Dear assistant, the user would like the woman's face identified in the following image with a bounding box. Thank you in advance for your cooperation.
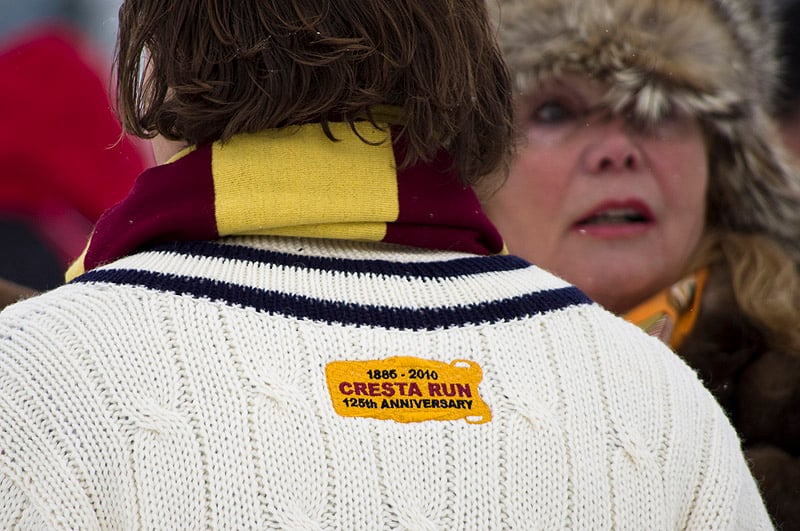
[481,74,709,314]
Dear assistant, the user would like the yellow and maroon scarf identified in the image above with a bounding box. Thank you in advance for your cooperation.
[66,121,504,281]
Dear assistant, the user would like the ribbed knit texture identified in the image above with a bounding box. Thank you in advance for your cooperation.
[0,236,772,529]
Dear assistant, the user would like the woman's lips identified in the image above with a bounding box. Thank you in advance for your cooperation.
[572,199,655,237]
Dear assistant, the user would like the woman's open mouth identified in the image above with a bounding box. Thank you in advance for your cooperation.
[577,207,650,225]
[573,201,654,237]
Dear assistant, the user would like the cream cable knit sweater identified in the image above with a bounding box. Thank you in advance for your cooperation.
[0,237,772,529]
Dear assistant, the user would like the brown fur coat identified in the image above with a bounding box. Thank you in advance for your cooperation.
[681,265,800,530]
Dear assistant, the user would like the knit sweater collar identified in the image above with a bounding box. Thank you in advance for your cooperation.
[66,121,504,281]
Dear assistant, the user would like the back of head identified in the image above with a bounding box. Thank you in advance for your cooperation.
[115,0,514,183]
[493,0,800,260]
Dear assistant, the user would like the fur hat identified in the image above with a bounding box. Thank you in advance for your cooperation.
[492,0,800,259]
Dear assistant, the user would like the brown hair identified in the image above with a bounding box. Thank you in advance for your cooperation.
[115,0,514,183]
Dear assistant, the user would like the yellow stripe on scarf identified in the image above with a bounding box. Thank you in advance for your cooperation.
[213,122,399,241]
[65,244,88,281]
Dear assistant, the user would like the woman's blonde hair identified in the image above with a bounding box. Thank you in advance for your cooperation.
[690,230,800,352]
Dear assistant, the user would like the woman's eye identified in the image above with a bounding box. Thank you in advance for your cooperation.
[530,101,575,124]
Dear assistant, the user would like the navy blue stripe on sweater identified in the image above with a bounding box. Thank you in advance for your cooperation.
[74,268,592,330]
[144,240,532,279]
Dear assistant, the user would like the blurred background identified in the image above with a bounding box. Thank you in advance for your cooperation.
[0,0,121,54]
[0,0,150,292]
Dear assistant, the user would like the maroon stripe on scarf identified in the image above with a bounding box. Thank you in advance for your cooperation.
[83,143,218,271]
[385,135,504,256]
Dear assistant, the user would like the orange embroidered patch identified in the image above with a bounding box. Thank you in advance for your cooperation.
[325,357,492,424]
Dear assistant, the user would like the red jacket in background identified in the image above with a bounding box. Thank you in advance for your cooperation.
[0,24,149,274]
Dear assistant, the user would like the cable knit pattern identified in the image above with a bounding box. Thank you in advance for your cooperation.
[0,236,771,529]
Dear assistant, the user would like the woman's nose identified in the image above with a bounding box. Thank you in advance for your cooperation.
[583,118,643,174]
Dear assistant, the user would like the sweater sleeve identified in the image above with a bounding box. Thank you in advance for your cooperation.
[681,407,775,530]
[0,315,103,530]
[732,467,777,531]
[0,393,98,530]
[596,310,775,530]
[660,353,775,530]
[0,474,50,530]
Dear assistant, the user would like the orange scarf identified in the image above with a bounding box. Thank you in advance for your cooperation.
[624,269,708,350]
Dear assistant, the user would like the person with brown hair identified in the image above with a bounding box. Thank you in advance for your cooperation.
[480,0,800,527]
[0,1,772,528]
